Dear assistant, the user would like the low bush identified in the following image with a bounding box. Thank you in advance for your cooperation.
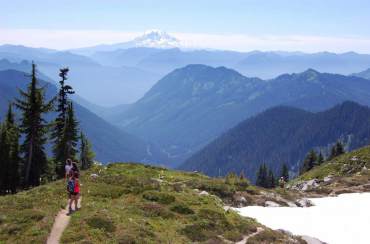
[181,221,214,242]
[89,183,127,199]
[16,209,45,224]
[142,191,175,204]
[170,203,194,215]
[198,209,229,227]
[86,216,116,233]
[247,229,285,244]
[224,230,243,242]
[141,203,174,218]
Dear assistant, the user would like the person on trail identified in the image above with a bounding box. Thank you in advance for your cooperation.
[72,171,81,211]
[71,161,79,174]
[65,159,73,179]
[67,172,76,214]
[279,177,286,188]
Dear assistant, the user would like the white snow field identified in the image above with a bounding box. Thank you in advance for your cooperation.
[235,192,370,244]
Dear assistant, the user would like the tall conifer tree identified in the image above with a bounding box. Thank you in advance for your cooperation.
[329,141,345,160]
[5,104,20,193]
[317,151,324,165]
[15,63,53,187]
[300,150,317,174]
[55,102,79,177]
[52,68,75,176]
[80,132,95,170]
[267,169,276,188]
[256,163,268,187]
[280,163,289,182]
[0,123,9,194]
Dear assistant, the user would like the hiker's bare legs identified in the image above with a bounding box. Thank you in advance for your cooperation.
[68,194,73,212]
[74,194,79,210]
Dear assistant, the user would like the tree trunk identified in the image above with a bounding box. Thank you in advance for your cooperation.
[24,138,33,187]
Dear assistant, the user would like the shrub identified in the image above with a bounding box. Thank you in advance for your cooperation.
[86,216,116,233]
[141,203,174,218]
[181,221,214,242]
[197,180,235,199]
[198,209,227,225]
[170,204,194,215]
[89,184,127,199]
[224,230,243,242]
[118,234,137,244]
[16,210,44,224]
[142,191,175,204]
[247,229,285,244]
[194,208,232,233]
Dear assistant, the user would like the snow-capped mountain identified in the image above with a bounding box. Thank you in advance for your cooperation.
[131,29,180,48]
[70,30,181,55]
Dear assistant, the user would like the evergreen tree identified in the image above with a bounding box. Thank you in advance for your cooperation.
[6,104,20,193]
[80,132,95,170]
[256,163,268,188]
[0,104,21,194]
[280,163,289,182]
[317,151,324,165]
[15,63,53,187]
[267,169,275,188]
[329,141,345,160]
[0,123,9,194]
[52,68,75,176]
[300,150,317,174]
[335,141,345,156]
[55,102,79,177]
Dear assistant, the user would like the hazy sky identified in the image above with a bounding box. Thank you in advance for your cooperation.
[1,0,370,52]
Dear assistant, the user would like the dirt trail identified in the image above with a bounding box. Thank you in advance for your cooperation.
[236,227,264,244]
[46,197,81,244]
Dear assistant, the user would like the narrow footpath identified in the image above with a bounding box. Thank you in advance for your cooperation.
[46,197,81,244]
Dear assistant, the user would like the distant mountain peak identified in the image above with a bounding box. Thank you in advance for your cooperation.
[302,68,320,74]
[132,30,180,48]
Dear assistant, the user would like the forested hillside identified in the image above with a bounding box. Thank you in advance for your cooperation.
[112,65,370,166]
[180,102,370,182]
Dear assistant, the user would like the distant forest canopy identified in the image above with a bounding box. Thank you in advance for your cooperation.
[112,64,370,167]
[180,101,370,182]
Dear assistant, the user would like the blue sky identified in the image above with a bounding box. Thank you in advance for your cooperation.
[1,0,370,52]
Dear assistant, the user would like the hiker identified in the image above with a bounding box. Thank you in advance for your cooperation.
[279,177,286,188]
[65,159,73,179]
[67,171,81,213]
[67,172,76,213]
[72,171,81,211]
[71,161,79,174]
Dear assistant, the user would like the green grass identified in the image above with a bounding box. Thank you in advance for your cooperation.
[61,163,261,243]
[247,229,306,244]
[0,180,66,243]
[295,145,370,182]
[0,162,303,243]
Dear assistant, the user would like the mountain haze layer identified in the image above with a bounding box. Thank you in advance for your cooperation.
[111,65,370,166]
[0,69,166,164]
[2,31,370,106]
[0,46,160,105]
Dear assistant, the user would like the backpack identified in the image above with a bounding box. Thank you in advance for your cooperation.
[67,179,75,193]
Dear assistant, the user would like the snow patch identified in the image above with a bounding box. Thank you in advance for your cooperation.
[235,193,370,244]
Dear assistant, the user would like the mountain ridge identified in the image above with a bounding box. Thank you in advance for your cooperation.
[111,64,370,166]
[180,101,370,181]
